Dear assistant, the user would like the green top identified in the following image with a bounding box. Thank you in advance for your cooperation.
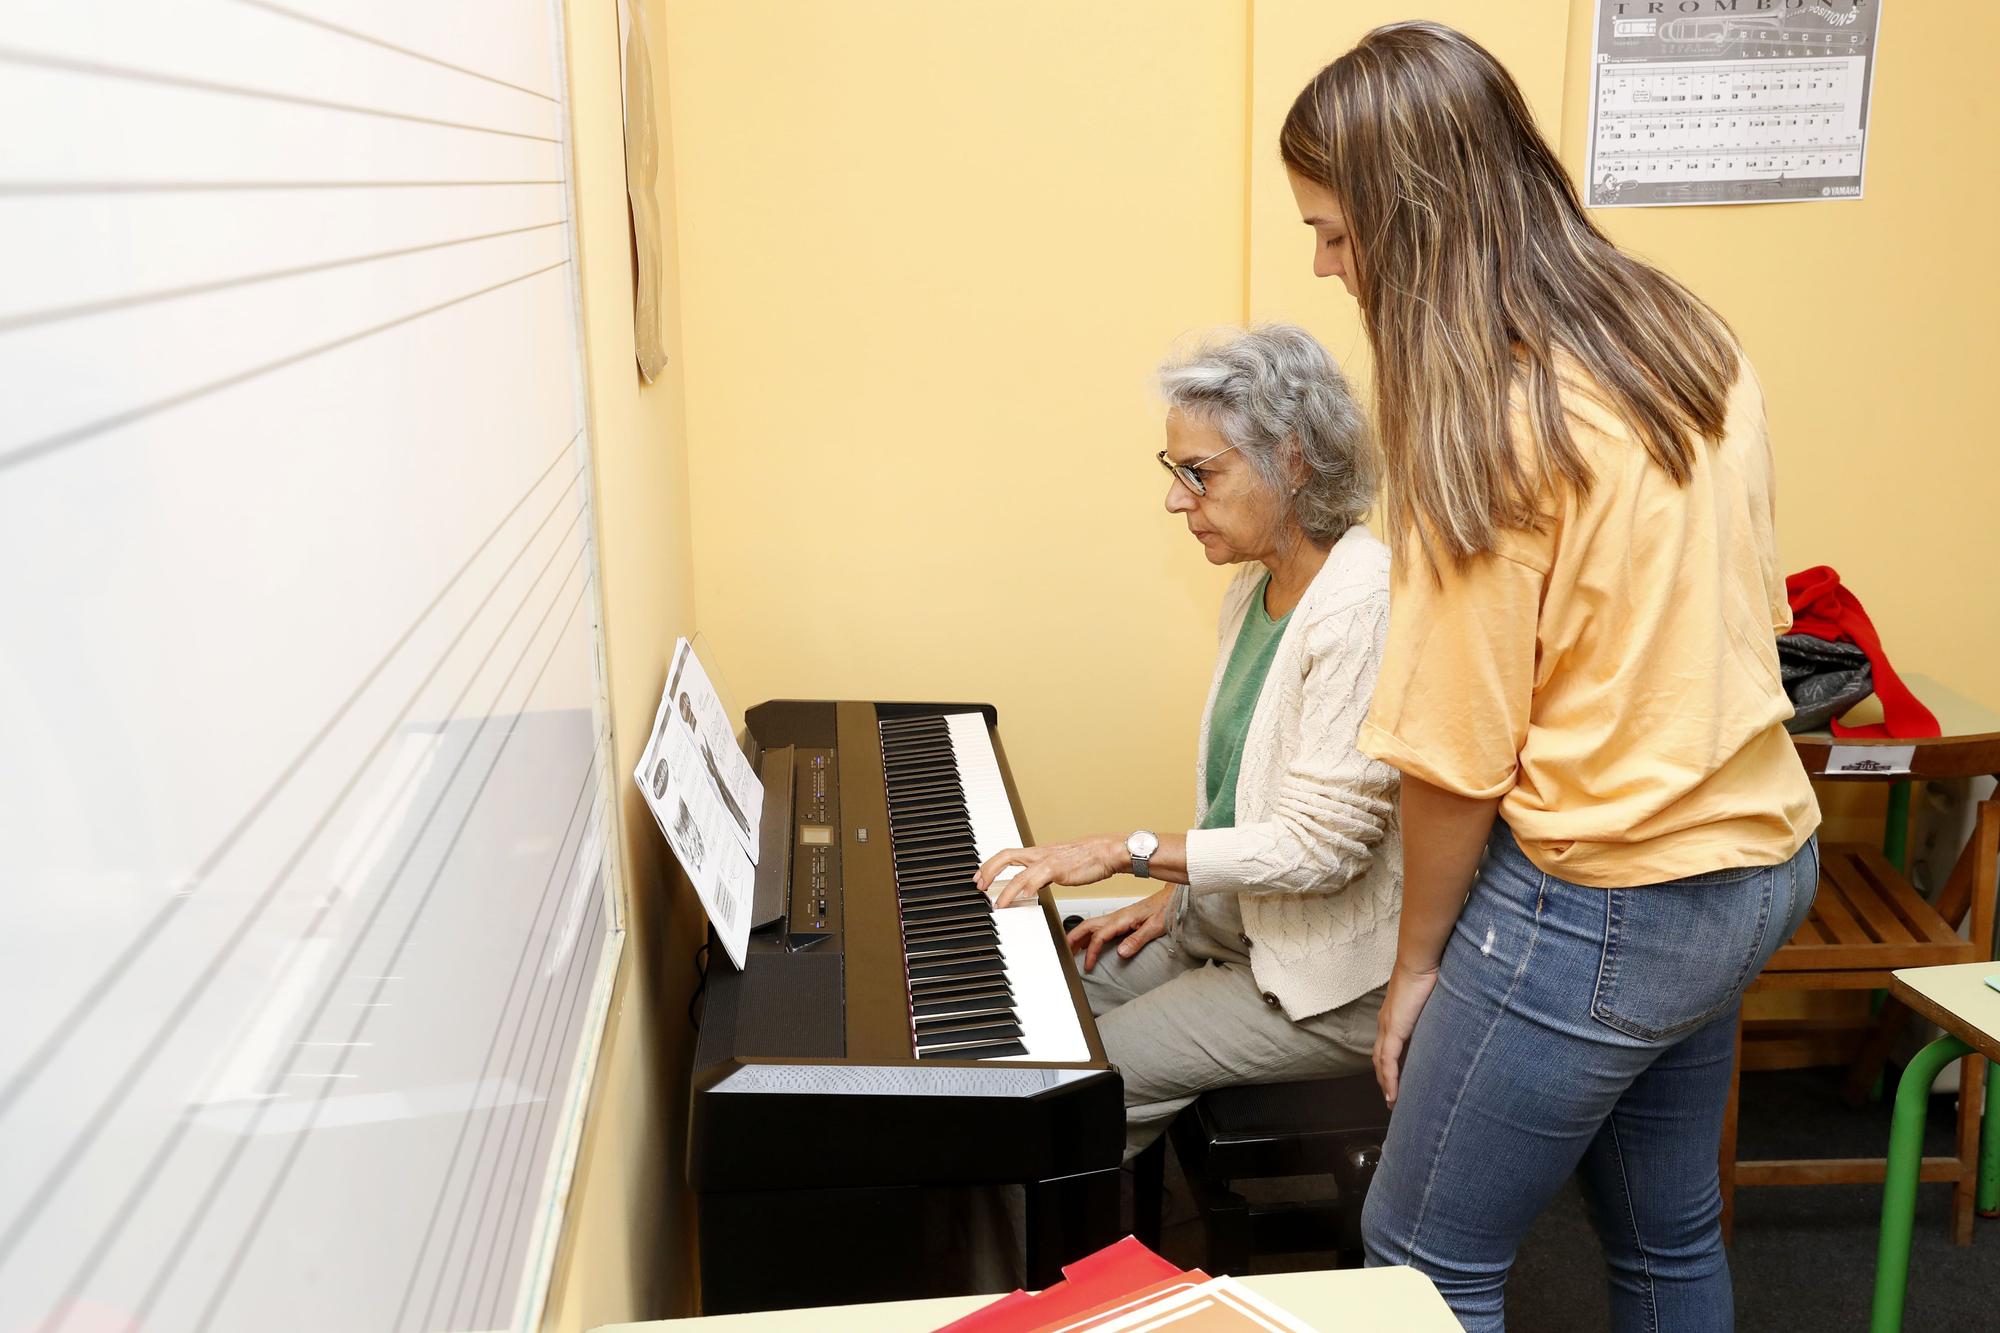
[1201,572,1293,830]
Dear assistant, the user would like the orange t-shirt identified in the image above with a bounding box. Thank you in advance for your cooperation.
[1358,356,1819,888]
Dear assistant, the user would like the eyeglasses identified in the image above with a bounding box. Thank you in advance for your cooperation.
[1156,443,1240,497]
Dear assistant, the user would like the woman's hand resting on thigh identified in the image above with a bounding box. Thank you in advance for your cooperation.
[1064,888,1175,972]
[976,836,1129,909]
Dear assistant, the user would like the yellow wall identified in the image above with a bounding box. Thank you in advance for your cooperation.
[664,0,1248,858]
[544,0,703,1326]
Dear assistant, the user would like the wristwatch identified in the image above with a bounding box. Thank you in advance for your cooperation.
[1126,829,1160,879]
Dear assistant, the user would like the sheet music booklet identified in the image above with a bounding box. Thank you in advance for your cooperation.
[632,636,761,968]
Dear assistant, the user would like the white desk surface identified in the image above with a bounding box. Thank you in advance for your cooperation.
[593,1265,1456,1331]
[1892,963,2000,1063]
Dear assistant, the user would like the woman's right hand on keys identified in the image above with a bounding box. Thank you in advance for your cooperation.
[1066,888,1175,972]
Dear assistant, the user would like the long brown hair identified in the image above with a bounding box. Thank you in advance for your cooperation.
[1280,21,1739,568]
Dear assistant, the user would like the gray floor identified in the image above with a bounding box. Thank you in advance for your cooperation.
[1143,1068,1997,1330]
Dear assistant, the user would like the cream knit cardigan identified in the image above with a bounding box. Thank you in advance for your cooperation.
[1182,524,1403,1019]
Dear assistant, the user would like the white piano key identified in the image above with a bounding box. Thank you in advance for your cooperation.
[941,712,1090,1065]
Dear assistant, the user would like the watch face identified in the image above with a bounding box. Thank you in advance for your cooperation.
[1128,830,1159,857]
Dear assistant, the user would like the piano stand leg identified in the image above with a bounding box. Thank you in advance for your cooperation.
[1133,1135,1166,1251]
[1025,1165,1122,1287]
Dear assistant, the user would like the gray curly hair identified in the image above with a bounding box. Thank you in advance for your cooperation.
[1157,324,1372,545]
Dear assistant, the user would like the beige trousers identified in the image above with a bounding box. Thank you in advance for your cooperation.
[1079,894,1381,1161]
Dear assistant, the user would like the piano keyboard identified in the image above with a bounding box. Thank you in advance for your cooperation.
[877,712,1091,1064]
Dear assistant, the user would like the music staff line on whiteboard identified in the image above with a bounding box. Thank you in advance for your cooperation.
[0,46,559,145]
[0,220,569,333]
[1,261,570,472]
[0,178,565,195]
[229,0,561,104]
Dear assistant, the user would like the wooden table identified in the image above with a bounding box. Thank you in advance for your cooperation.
[1872,964,2000,1332]
[592,1265,1457,1331]
[1790,672,2000,778]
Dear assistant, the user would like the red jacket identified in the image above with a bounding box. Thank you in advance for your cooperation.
[1785,566,1938,739]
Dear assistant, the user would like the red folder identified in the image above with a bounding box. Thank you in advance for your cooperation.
[934,1236,1185,1333]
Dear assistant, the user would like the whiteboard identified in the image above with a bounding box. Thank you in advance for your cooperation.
[0,3,623,1331]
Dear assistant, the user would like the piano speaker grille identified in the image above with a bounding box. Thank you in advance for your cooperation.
[698,948,846,1063]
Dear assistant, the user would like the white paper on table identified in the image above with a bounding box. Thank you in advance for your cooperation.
[1825,743,1915,777]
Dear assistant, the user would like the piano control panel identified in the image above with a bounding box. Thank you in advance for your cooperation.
[791,749,840,937]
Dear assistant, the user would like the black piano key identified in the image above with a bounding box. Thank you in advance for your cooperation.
[900,896,984,920]
[916,1000,1024,1020]
[905,931,998,953]
[916,1038,1029,1061]
[916,1021,1022,1047]
[890,787,960,805]
[887,829,974,854]
[895,823,975,844]
[900,884,988,903]
[900,904,991,927]
[889,806,972,826]
[893,842,977,863]
[908,932,1000,956]
[886,771,958,790]
[903,928,995,952]
[896,852,980,872]
[880,730,952,748]
[909,939,1001,962]
[916,1022,1023,1050]
[904,929,999,953]
[887,771,955,786]
[909,957,1005,982]
[911,992,1014,1019]
[901,916,996,938]
[891,828,973,850]
[898,878,980,900]
[901,899,990,922]
[908,974,1012,999]
[895,855,980,878]
[899,897,983,918]
[887,804,971,827]
[896,856,980,876]
[881,736,950,752]
[877,715,949,732]
[886,786,967,805]
[898,882,984,903]
[884,749,958,769]
[899,880,983,899]
[916,1023,1024,1049]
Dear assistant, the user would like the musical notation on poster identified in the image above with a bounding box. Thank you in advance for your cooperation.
[1586,1,1882,208]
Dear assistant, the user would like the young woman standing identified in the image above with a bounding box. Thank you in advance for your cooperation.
[1280,23,1819,1332]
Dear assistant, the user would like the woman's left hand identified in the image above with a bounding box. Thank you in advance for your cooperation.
[1373,960,1440,1110]
[978,836,1128,909]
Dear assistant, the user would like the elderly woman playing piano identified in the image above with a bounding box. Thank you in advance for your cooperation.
[975,324,1401,1160]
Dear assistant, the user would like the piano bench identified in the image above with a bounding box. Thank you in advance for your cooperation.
[1134,1073,1391,1276]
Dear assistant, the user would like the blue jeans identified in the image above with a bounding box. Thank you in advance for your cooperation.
[1362,823,1818,1332]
